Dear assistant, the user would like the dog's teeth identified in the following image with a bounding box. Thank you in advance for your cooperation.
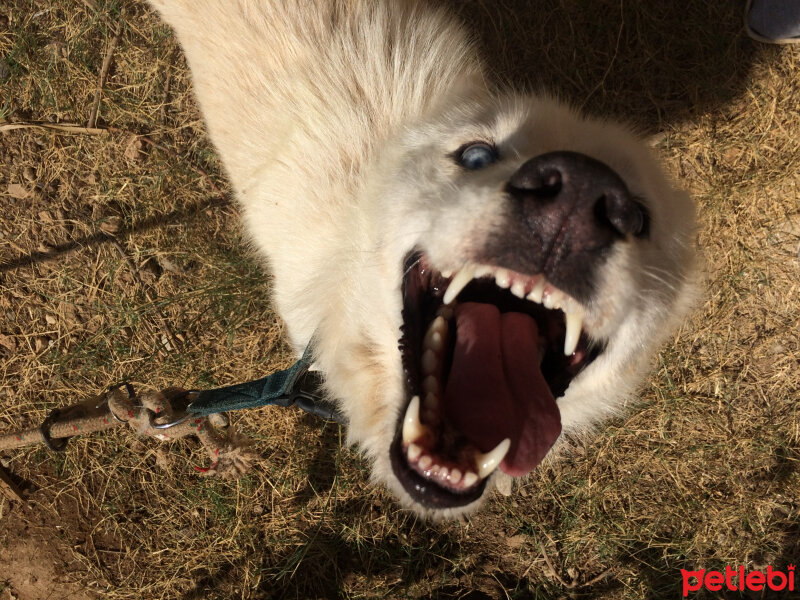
[474,265,492,278]
[407,443,422,461]
[418,455,432,470]
[527,278,546,303]
[423,316,447,352]
[443,265,475,305]
[441,269,453,278]
[428,332,444,352]
[422,375,439,394]
[402,396,429,443]
[494,268,511,289]
[463,471,479,487]
[424,322,445,353]
[437,306,454,320]
[431,315,447,334]
[543,290,559,310]
[476,438,511,479]
[438,466,449,479]
[563,309,583,356]
[448,468,462,484]
[423,392,439,409]
[510,280,526,298]
[421,349,437,374]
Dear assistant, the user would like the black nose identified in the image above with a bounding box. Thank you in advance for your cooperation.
[484,151,647,302]
[507,151,646,239]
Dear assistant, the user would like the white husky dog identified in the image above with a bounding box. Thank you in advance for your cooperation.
[149,0,698,518]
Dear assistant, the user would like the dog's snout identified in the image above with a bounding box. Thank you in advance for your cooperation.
[507,151,643,238]
[485,151,646,302]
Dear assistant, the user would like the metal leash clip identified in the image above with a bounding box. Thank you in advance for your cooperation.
[149,389,200,430]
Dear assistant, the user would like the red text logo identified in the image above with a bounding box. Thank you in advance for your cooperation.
[681,565,795,596]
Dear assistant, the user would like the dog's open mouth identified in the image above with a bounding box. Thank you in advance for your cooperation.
[390,252,604,509]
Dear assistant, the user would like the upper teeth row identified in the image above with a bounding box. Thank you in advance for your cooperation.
[441,264,585,356]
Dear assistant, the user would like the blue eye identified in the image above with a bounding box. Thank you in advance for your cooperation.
[457,142,497,170]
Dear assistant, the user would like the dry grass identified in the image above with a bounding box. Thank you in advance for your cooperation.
[0,1,798,599]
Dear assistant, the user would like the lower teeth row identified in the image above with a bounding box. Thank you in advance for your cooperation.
[402,394,511,486]
[406,442,479,488]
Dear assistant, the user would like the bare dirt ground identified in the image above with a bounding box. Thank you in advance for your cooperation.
[0,1,798,599]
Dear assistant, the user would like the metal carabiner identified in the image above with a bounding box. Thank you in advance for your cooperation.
[148,389,198,429]
[149,410,194,430]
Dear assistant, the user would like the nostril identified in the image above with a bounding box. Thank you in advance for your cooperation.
[535,169,563,199]
[508,167,563,199]
[596,192,649,238]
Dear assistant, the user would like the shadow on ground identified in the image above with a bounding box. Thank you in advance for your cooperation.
[449,0,770,131]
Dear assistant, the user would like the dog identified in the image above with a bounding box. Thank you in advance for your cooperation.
[148,0,699,519]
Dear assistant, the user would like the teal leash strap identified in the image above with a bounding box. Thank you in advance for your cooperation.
[188,342,315,417]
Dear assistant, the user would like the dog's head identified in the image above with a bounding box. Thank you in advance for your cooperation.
[307,94,698,519]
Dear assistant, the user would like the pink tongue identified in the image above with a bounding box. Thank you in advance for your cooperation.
[443,302,562,477]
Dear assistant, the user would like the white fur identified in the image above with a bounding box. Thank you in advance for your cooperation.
[149,0,699,518]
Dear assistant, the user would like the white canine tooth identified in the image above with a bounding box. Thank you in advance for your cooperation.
[463,471,479,487]
[494,268,510,288]
[402,396,428,443]
[441,269,453,278]
[527,278,546,303]
[438,466,449,479]
[563,309,584,356]
[510,280,526,298]
[422,375,439,394]
[443,265,475,305]
[449,468,462,484]
[419,455,432,470]
[476,438,511,479]
[407,443,422,461]
[421,349,437,374]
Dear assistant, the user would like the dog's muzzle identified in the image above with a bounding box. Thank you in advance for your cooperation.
[491,151,649,303]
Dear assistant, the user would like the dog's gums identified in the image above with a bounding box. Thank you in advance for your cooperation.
[392,253,602,509]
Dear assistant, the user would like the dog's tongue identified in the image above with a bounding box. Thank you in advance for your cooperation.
[443,302,561,477]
